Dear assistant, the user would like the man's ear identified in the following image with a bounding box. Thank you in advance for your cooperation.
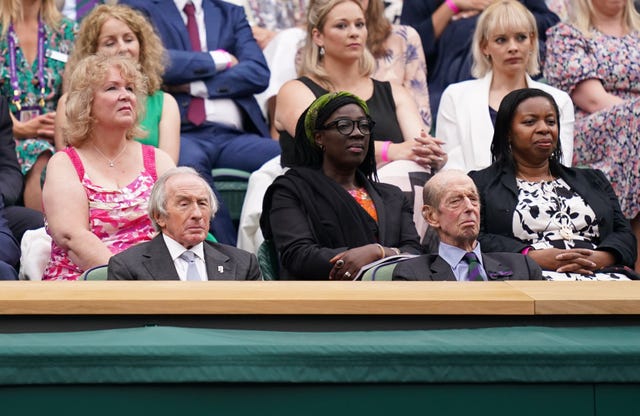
[155,214,166,230]
[423,205,440,229]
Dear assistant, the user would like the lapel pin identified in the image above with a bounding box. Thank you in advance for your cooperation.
[217,265,224,274]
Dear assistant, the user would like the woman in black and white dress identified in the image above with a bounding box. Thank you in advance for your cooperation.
[469,88,636,275]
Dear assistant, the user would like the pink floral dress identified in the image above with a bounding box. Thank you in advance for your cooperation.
[42,145,158,280]
[544,23,640,219]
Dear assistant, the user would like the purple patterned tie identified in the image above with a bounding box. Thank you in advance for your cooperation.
[183,2,206,126]
[463,252,484,281]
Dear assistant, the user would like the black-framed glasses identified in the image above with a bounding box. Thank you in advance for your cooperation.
[319,117,375,136]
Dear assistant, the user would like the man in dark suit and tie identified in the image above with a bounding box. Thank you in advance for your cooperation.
[120,0,281,245]
[393,170,542,281]
[108,167,261,281]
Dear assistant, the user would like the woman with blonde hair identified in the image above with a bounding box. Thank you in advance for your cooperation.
[0,0,75,211]
[42,54,174,280]
[436,0,574,172]
[55,3,180,162]
[276,0,445,169]
[544,0,640,270]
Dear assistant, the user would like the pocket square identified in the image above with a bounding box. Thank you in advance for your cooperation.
[487,269,513,280]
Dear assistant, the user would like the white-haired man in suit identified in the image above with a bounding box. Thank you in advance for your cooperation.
[108,167,261,280]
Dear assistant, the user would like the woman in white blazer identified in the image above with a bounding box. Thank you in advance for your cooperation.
[436,0,574,172]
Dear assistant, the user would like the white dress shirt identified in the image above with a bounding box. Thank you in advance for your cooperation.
[162,234,207,281]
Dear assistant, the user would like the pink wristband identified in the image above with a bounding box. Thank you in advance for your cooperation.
[445,0,460,14]
[381,140,391,162]
[521,247,531,255]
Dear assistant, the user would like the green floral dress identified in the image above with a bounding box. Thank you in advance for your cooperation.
[0,17,76,175]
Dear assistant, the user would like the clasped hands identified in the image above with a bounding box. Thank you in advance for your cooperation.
[390,130,447,170]
[528,248,615,275]
[11,112,56,142]
[328,244,385,280]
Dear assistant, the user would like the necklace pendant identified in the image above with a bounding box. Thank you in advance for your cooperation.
[559,226,573,241]
[109,162,115,167]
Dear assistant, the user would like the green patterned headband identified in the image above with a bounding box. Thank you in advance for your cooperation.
[303,91,369,146]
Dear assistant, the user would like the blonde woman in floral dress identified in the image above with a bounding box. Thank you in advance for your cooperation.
[42,54,174,280]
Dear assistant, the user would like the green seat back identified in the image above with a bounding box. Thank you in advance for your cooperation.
[83,265,109,281]
[212,169,251,223]
[360,263,398,281]
[257,240,279,280]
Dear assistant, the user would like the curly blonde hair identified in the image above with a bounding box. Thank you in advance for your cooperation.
[300,0,375,89]
[64,54,148,147]
[471,0,540,78]
[65,4,165,93]
[0,0,62,37]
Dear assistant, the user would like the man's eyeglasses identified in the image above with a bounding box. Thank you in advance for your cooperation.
[319,118,375,136]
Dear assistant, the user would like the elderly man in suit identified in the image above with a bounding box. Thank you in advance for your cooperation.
[120,0,281,245]
[393,170,542,281]
[108,167,261,280]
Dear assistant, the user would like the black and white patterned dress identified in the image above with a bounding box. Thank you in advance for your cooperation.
[512,178,600,250]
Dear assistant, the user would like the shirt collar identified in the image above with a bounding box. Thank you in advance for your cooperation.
[438,241,484,268]
[162,233,205,262]
[175,0,203,13]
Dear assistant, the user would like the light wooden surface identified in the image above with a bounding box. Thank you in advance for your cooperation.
[2,281,640,316]
[507,281,640,314]
[0,281,533,315]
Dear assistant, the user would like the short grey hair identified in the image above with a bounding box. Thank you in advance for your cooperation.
[423,169,476,208]
[148,167,219,232]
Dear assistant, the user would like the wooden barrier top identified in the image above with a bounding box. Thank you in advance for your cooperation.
[0,280,639,316]
[507,281,640,315]
[0,281,533,315]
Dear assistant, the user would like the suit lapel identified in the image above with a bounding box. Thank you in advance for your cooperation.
[141,235,180,280]
[431,255,457,281]
[203,242,234,280]
[154,0,199,50]
[202,0,222,51]
[469,73,494,167]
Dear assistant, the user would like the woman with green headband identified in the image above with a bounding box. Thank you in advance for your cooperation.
[261,92,422,280]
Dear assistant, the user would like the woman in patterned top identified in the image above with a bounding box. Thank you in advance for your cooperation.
[42,54,175,280]
[544,0,640,270]
[261,92,421,280]
[0,0,75,211]
[469,88,635,275]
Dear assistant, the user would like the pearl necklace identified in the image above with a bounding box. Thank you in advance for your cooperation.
[93,141,128,168]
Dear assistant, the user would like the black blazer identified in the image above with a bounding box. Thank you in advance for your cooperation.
[261,168,422,280]
[107,234,262,280]
[468,163,636,267]
[393,251,543,281]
